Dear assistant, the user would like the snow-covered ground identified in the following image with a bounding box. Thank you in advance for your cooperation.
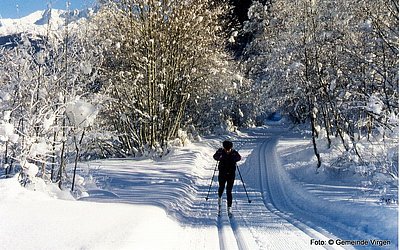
[0,124,397,249]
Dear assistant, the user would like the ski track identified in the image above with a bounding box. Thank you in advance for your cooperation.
[234,128,389,250]
[263,136,380,240]
[217,211,239,250]
[256,136,343,250]
[228,135,326,250]
[84,126,392,250]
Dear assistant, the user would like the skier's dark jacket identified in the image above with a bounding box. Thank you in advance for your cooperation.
[213,148,241,176]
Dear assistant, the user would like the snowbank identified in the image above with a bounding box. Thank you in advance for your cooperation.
[0,176,187,250]
[277,137,398,244]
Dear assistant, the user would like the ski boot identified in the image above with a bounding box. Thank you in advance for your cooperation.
[227,206,233,218]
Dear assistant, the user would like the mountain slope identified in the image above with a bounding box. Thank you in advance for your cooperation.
[0,7,95,47]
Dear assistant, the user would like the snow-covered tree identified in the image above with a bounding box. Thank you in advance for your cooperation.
[0,8,103,191]
[242,0,398,172]
[94,0,235,155]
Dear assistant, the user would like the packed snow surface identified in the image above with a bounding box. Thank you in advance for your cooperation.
[0,125,397,249]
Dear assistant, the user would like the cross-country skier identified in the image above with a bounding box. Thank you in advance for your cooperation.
[213,140,241,217]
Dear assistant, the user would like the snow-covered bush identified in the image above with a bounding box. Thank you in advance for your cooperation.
[0,9,104,193]
[95,0,235,155]
[0,121,19,143]
[66,99,98,129]
[316,127,398,203]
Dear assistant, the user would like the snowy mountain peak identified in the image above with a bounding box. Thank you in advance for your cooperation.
[0,7,95,37]
[34,7,96,26]
[34,8,54,25]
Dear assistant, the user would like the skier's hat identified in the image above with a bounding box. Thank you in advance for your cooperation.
[222,140,233,150]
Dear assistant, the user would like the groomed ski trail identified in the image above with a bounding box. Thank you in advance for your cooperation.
[82,126,394,250]
[259,136,381,241]
[217,210,239,250]
[209,135,323,250]
[255,137,346,249]
[231,127,389,249]
[223,135,330,250]
[216,206,258,250]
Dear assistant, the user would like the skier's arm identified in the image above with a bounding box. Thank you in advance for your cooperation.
[233,150,241,162]
[213,148,223,161]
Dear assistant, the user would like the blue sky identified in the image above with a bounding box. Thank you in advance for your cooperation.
[1,0,96,19]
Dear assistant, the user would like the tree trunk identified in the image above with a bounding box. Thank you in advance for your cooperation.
[72,130,85,192]
[309,99,322,169]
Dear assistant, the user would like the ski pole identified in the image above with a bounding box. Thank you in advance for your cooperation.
[236,164,251,203]
[205,161,218,201]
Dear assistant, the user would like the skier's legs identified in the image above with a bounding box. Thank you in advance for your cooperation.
[218,175,226,198]
[226,176,235,207]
